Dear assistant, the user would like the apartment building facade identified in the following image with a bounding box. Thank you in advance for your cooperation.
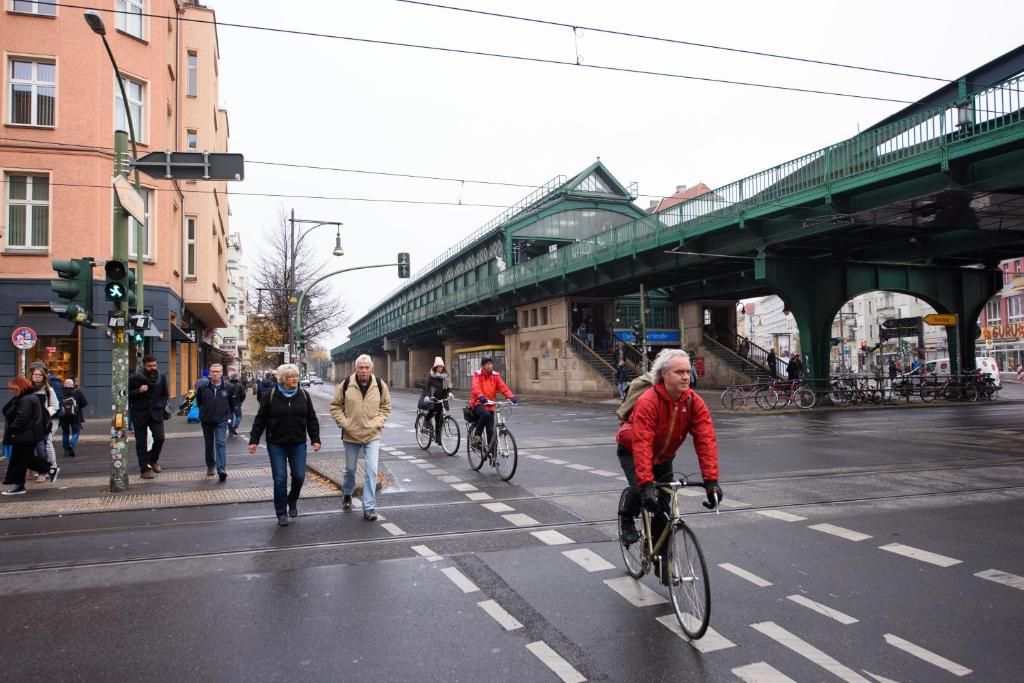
[0,0,231,413]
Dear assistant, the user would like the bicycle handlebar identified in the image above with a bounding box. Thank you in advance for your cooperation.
[653,478,721,513]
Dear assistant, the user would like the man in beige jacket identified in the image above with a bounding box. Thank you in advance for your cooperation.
[330,354,391,521]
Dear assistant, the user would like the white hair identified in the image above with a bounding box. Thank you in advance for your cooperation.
[276,363,300,379]
[355,354,373,367]
[650,348,691,384]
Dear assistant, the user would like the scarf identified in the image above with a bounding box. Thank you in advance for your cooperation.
[278,383,299,399]
[430,370,452,392]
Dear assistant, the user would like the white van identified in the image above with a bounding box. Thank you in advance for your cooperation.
[924,357,1001,387]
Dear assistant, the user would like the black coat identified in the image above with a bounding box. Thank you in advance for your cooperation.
[59,388,89,426]
[3,393,43,445]
[128,370,169,421]
[248,388,320,445]
[196,380,235,425]
[419,375,452,402]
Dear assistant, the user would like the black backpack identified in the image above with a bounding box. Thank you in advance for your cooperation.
[342,376,383,397]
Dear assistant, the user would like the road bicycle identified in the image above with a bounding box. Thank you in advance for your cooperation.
[414,395,460,456]
[720,381,776,410]
[920,373,975,402]
[766,380,815,409]
[618,475,718,639]
[465,399,518,481]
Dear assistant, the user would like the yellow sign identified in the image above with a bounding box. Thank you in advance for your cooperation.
[923,313,958,326]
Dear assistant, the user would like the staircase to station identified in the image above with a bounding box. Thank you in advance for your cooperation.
[701,330,785,385]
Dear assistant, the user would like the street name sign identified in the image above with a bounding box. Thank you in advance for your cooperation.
[265,345,287,352]
[133,151,245,181]
[923,313,959,326]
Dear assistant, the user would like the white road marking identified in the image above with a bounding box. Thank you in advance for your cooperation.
[719,498,753,508]
[415,463,434,469]
[757,510,807,522]
[879,543,961,567]
[526,454,549,460]
[572,418,592,421]
[465,492,493,501]
[503,513,539,526]
[787,595,858,624]
[752,621,870,682]
[383,422,401,428]
[561,413,578,416]
[566,464,593,471]
[678,488,706,497]
[531,530,575,545]
[481,502,515,513]
[404,429,416,433]
[656,614,735,653]
[732,662,797,682]
[411,544,442,562]
[397,455,415,460]
[525,641,586,683]
[719,563,772,587]
[424,468,445,475]
[590,469,620,477]
[451,483,478,492]
[441,567,479,594]
[552,419,570,423]
[391,450,407,455]
[438,475,462,483]
[603,576,667,607]
[562,548,615,573]
[593,416,615,420]
[884,634,972,677]
[408,458,428,464]
[477,599,523,631]
[975,568,1024,591]
[547,459,569,465]
[381,522,406,536]
[863,671,901,683]
[808,523,872,542]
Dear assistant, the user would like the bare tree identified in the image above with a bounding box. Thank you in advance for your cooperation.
[248,209,350,349]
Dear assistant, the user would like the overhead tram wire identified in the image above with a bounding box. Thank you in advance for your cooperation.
[40,1,916,104]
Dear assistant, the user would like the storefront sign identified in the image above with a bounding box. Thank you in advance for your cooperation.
[11,326,37,350]
[981,322,1024,341]
[695,357,705,376]
[613,329,681,344]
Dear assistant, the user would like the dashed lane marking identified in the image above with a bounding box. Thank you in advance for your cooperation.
[719,563,772,587]
[397,455,415,460]
[415,463,434,469]
[732,662,797,682]
[787,595,858,625]
[383,422,401,428]
[656,614,736,653]
[503,513,539,526]
[381,522,406,536]
[424,468,445,475]
[441,567,479,594]
[751,622,870,683]
[451,483,478,492]
[391,450,407,455]
[879,543,961,567]
[808,523,872,542]
[547,459,569,465]
[411,545,442,562]
[883,634,971,677]
[757,510,807,522]
[465,492,493,501]
[562,548,615,573]
[438,475,462,483]
[590,469,619,477]
[530,530,575,545]
[719,498,753,508]
[975,568,1024,591]
[526,454,550,460]
[566,464,593,471]
[603,576,668,607]
[477,599,523,631]
[552,420,570,423]
[525,641,586,683]
[408,458,428,464]
[481,502,515,513]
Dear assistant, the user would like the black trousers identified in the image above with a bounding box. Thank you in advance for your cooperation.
[133,415,166,472]
[471,405,495,444]
[617,444,675,554]
[4,441,50,486]
[426,405,444,434]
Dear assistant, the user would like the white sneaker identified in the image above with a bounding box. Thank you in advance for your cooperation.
[48,467,60,484]
[2,485,26,495]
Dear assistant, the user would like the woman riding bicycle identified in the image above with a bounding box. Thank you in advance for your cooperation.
[470,357,516,447]
[616,349,722,575]
[419,357,453,438]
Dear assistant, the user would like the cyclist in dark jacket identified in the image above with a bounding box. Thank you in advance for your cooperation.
[419,357,453,438]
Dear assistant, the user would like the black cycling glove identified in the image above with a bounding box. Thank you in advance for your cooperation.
[703,479,723,509]
[641,484,662,513]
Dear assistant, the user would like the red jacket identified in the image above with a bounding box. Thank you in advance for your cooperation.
[616,384,719,486]
[470,369,513,411]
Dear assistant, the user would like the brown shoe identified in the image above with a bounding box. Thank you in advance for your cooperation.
[150,462,162,473]
[140,469,155,480]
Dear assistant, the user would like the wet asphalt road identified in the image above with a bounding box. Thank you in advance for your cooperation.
[1,384,1023,681]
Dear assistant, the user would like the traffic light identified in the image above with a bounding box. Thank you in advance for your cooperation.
[50,258,94,324]
[104,260,137,307]
[397,252,410,278]
[130,313,150,345]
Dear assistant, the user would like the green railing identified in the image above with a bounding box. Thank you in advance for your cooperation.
[338,73,1024,354]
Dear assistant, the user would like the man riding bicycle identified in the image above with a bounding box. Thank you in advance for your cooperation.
[469,357,516,447]
[616,348,722,577]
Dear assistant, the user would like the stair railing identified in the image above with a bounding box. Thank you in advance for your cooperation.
[568,333,617,382]
[702,328,789,377]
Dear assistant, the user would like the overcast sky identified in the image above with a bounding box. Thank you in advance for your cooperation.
[214,0,1024,349]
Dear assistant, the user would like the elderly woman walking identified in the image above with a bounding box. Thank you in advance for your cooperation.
[248,364,320,526]
[3,376,57,495]
[330,354,391,521]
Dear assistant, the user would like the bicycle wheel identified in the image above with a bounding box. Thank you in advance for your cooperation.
[617,489,645,579]
[920,383,937,402]
[828,384,850,407]
[720,389,736,411]
[794,387,815,409]
[414,413,432,450]
[494,429,518,481]
[466,426,485,470]
[963,382,979,402]
[667,522,711,640]
[440,416,460,456]
[755,387,777,410]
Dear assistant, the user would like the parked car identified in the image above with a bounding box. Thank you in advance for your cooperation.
[308,375,323,385]
[913,357,1001,388]
[299,376,311,387]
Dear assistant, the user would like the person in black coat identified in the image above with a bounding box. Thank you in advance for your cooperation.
[419,356,453,439]
[3,376,56,495]
[59,378,88,458]
[228,373,246,437]
[128,355,169,479]
[196,363,235,481]
[248,364,320,526]
[786,354,803,382]
[766,349,778,379]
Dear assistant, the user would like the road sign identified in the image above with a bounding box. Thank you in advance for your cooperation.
[133,151,245,181]
[112,175,146,224]
[985,338,994,349]
[923,313,959,326]
[11,326,37,350]
[265,345,287,353]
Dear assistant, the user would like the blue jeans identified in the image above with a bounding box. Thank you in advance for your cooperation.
[343,439,380,511]
[231,405,243,431]
[62,423,81,452]
[267,442,307,517]
[618,381,628,399]
[202,421,228,472]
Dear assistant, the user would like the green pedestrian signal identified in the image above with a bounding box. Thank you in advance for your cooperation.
[104,260,137,307]
[50,258,94,324]
[397,252,410,278]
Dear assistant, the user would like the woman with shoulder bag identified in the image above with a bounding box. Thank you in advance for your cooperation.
[3,376,58,495]
[419,357,453,440]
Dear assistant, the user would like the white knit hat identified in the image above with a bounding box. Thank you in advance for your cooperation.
[432,356,445,369]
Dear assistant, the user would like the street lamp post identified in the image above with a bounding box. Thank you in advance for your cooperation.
[287,210,344,369]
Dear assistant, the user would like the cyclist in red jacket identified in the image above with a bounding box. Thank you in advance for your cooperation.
[616,349,722,568]
[470,357,516,447]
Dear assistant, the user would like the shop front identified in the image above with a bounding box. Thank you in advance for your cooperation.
[452,345,505,392]
[15,307,80,380]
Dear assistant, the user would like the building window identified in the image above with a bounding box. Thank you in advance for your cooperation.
[127,188,152,260]
[115,77,145,141]
[985,299,1001,325]
[520,311,529,328]
[116,0,145,39]
[8,58,55,127]
[10,1,57,16]
[532,357,539,381]
[185,216,196,278]
[186,129,197,149]
[530,308,538,326]
[186,51,198,97]
[1008,296,1023,324]
[540,306,548,325]
[5,174,49,249]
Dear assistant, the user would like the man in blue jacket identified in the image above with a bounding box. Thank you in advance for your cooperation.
[196,363,235,481]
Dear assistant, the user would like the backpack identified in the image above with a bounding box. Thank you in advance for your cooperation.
[61,396,78,420]
[615,372,693,423]
[342,376,383,397]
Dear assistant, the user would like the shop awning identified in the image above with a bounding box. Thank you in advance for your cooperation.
[170,322,195,343]
[19,311,74,337]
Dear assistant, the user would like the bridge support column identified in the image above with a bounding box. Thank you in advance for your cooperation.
[382,338,408,388]
[408,346,443,388]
